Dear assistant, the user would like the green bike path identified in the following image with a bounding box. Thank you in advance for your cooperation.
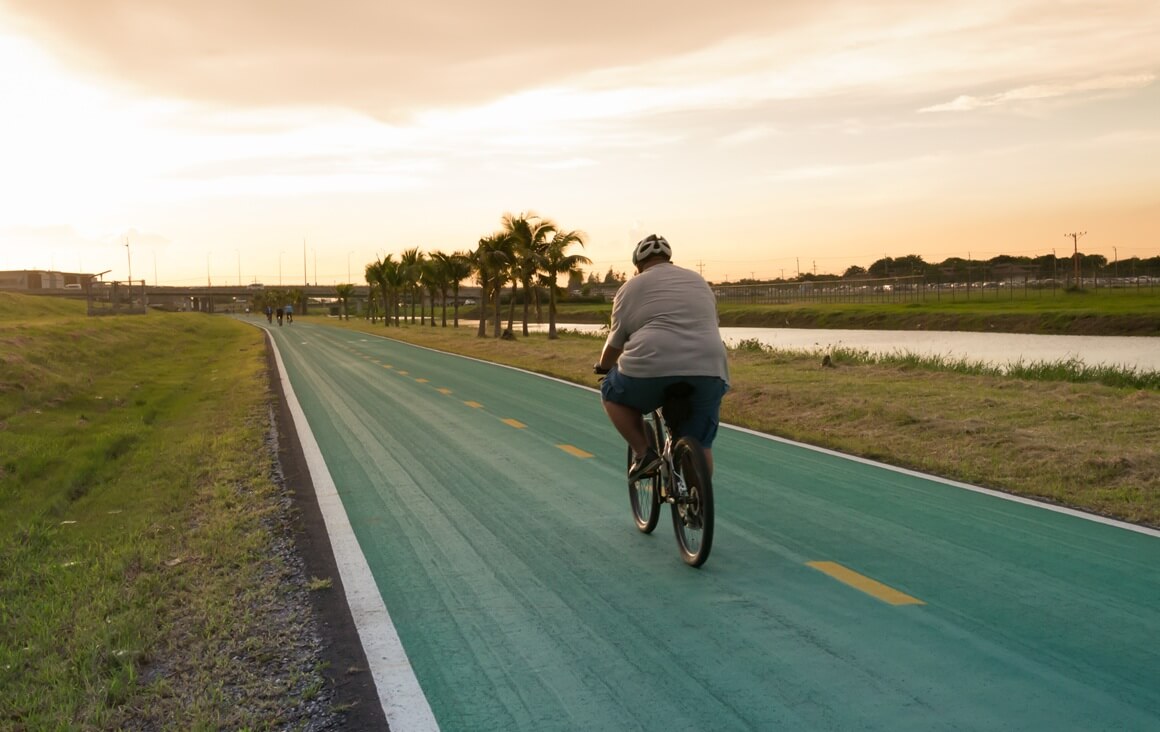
[264,320,1160,731]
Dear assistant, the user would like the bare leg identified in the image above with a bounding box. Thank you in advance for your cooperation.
[704,448,714,476]
[602,400,649,458]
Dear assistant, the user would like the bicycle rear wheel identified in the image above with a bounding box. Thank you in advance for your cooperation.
[670,436,714,567]
[627,411,662,533]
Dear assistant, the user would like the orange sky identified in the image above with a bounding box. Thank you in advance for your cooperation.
[0,0,1157,285]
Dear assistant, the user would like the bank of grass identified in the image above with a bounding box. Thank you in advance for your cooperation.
[321,315,1160,527]
[0,293,328,728]
[533,287,1160,335]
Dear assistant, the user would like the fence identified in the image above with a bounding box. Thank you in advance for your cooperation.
[87,280,148,316]
[711,274,1159,305]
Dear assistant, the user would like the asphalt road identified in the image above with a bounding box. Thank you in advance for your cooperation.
[263,319,1160,732]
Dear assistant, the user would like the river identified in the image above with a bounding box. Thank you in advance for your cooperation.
[511,323,1159,372]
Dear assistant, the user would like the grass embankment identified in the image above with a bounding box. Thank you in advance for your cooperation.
[509,288,1160,335]
[0,293,329,729]
[324,315,1160,527]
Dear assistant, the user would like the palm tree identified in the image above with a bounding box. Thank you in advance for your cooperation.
[502,212,557,336]
[472,234,512,337]
[380,256,407,326]
[447,250,474,327]
[541,229,591,339]
[335,283,355,320]
[400,247,424,324]
[365,262,383,323]
[428,251,458,327]
[419,258,441,328]
[366,258,386,325]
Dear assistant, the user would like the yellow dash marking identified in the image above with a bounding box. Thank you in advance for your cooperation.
[382,364,392,369]
[502,419,526,429]
[557,444,594,459]
[415,378,429,383]
[807,561,924,606]
[397,370,409,376]
[437,388,453,395]
[464,401,484,408]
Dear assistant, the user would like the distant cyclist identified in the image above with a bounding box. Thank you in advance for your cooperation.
[594,234,730,479]
[285,302,294,324]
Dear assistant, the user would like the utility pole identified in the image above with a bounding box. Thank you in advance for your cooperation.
[125,237,132,285]
[303,238,308,287]
[1065,231,1086,288]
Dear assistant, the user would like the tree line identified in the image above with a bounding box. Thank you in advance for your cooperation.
[742,252,1160,286]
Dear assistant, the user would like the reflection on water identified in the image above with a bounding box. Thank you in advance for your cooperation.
[513,322,1159,372]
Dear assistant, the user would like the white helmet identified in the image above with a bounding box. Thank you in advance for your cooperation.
[632,234,672,267]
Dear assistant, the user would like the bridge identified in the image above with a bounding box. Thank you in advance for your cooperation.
[143,283,484,313]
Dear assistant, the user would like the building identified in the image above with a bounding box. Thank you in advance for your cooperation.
[0,270,98,291]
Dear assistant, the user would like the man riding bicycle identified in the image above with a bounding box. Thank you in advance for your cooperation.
[594,234,730,481]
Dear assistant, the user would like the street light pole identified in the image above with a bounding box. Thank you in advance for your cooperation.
[125,237,132,285]
[279,251,284,286]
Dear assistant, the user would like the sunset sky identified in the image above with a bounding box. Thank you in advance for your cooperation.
[1,0,1157,286]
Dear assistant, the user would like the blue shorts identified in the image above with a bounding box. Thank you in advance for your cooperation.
[600,367,729,448]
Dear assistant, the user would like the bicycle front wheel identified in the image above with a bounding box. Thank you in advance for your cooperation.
[670,437,714,567]
[627,411,662,533]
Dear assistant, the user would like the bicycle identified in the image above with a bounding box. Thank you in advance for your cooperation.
[598,370,715,567]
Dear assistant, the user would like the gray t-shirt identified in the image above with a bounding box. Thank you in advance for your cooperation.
[604,262,730,382]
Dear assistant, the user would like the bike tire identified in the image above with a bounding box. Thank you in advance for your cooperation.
[670,436,714,567]
[627,411,662,534]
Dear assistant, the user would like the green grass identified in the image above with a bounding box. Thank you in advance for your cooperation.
[0,293,324,728]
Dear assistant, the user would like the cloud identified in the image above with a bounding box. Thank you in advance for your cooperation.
[2,0,809,120]
[920,74,1156,113]
[716,125,778,147]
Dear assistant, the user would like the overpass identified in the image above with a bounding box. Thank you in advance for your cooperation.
[146,284,483,313]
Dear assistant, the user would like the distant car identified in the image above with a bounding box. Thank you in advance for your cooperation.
[247,283,264,290]
[64,283,82,290]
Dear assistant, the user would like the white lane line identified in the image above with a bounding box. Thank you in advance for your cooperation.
[268,334,440,731]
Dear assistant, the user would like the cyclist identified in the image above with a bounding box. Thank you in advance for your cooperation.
[594,234,730,480]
